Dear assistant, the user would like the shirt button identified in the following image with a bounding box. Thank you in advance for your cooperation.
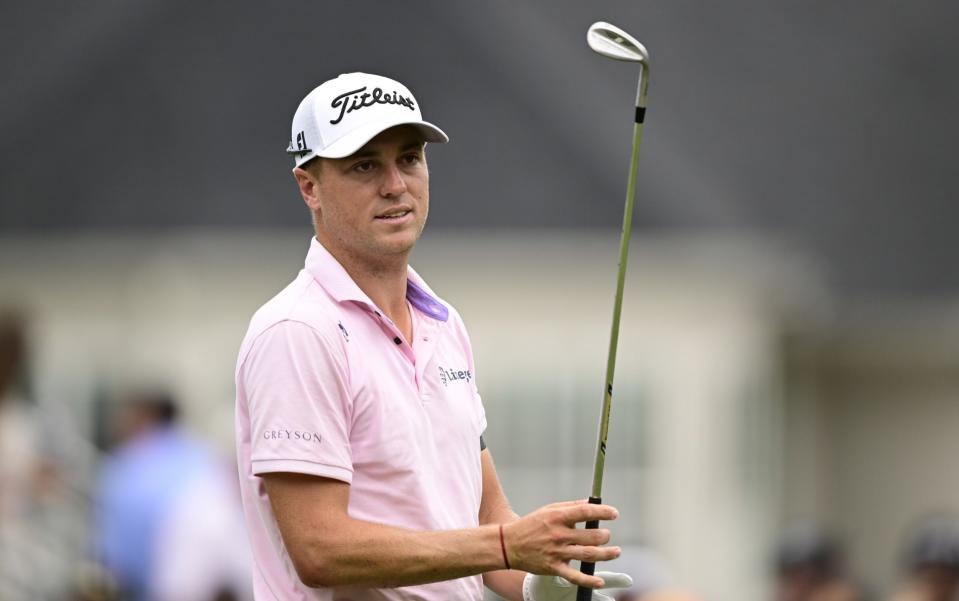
[393,337,402,345]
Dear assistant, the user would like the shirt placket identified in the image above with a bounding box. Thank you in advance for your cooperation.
[367,306,417,366]
[411,315,440,401]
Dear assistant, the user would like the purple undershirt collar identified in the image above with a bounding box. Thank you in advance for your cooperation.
[406,279,449,322]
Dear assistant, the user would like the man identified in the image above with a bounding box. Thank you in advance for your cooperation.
[0,309,49,601]
[773,524,863,601]
[889,516,959,601]
[97,390,252,601]
[235,72,631,601]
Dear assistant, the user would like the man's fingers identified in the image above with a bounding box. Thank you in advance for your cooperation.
[563,503,619,525]
[565,544,621,563]
[553,562,605,589]
[573,527,612,546]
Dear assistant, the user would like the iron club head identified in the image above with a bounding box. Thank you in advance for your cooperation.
[587,21,649,64]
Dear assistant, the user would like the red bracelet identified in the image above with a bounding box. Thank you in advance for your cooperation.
[499,524,511,570]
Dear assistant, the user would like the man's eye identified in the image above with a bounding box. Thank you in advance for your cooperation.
[402,153,421,165]
[353,161,374,173]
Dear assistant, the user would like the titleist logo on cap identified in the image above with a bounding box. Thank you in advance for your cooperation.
[330,86,416,125]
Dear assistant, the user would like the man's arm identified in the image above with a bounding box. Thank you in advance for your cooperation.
[264,473,503,588]
[263,470,619,590]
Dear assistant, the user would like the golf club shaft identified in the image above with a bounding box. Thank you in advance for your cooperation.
[577,68,647,601]
[590,117,642,499]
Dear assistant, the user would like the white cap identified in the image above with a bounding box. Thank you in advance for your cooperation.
[286,72,449,167]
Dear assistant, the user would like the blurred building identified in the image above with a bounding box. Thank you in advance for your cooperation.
[2,229,959,600]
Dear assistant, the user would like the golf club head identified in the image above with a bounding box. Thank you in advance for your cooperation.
[587,21,649,64]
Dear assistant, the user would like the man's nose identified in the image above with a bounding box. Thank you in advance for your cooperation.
[379,163,408,198]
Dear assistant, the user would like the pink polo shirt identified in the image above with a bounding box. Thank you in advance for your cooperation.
[235,238,488,601]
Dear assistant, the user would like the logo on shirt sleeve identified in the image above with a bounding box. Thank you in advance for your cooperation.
[263,430,322,444]
[438,365,472,387]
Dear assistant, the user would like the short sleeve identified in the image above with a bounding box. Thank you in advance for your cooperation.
[452,308,487,438]
[473,389,487,438]
[241,320,353,483]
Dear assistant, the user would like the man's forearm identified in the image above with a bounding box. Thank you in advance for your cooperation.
[266,470,620,593]
[292,517,507,588]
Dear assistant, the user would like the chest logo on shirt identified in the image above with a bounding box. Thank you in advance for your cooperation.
[337,321,350,341]
[438,365,472,387]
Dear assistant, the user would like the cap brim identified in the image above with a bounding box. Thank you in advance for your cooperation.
[313,118,449,161]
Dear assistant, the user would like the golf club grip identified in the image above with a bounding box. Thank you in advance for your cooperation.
[576,496,603,601]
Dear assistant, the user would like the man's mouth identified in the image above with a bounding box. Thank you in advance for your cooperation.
[375,209,412,220]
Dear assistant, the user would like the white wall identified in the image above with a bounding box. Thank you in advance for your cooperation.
[0,228,822,600]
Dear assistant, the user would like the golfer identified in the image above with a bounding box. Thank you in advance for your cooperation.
[234,72,631,601]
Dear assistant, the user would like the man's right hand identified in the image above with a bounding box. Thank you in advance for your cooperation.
[502,500,621,589]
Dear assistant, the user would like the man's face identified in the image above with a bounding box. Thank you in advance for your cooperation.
[307,125,429,268]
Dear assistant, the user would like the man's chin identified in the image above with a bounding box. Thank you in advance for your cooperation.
[372,234,419,259]
[380,226,423,253]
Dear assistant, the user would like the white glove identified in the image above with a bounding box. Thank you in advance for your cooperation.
[523,572,633,601]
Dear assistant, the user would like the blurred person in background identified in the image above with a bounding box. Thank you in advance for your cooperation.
[0,311,35,528]
[93,389,252,601]
[0,309,37,599]
[0,308,67,600]
[149,453,253,601]
[888,516,959,601]
[773,523,865,601]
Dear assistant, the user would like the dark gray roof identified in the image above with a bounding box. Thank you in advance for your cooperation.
[3,0,958,294]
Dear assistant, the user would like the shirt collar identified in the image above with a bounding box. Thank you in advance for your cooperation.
[305,237,449,322]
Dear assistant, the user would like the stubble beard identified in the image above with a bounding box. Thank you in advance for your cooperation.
[367,213,426,273]
[322,212,427,277]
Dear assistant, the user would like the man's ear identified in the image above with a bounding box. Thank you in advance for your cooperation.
[292,167,321,212]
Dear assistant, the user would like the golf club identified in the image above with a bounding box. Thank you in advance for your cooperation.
[577,20,650,601]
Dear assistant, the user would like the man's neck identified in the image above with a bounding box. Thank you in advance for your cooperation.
[350,263,409,320]
[318,238,411,331]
